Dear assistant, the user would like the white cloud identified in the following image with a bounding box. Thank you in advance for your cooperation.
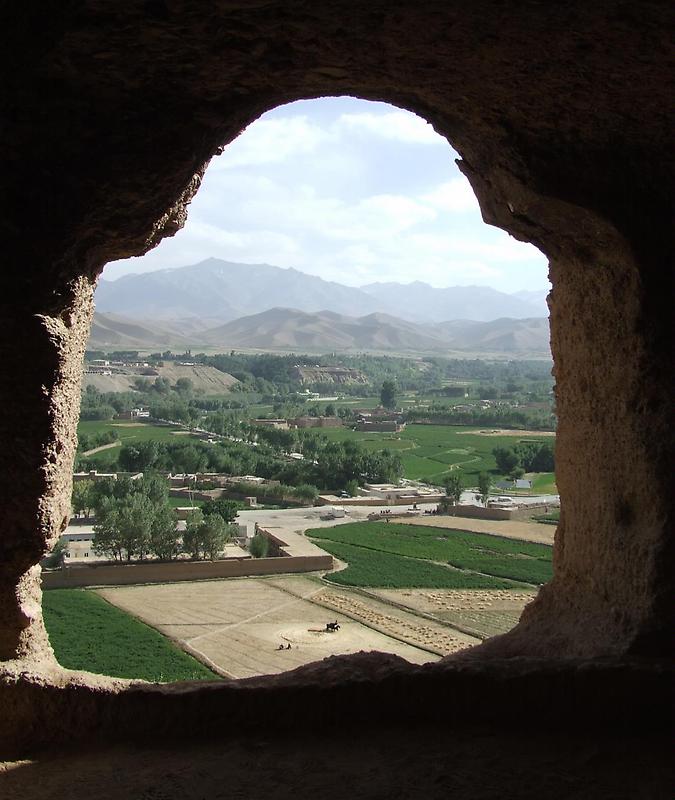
[421,178,480,213]
[104,98,549,292]
[210,115,330,170]
[337,110,446,145]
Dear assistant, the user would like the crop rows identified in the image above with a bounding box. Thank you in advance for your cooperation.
[43,589,217,681]
[314,539,518,590]
[310,522,553,586]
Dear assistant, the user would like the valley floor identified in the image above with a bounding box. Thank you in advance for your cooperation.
[95,574,538,679]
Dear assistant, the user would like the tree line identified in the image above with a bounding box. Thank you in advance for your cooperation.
[72,476,241,562]
[80,430,403,493]
[492,441,555,477]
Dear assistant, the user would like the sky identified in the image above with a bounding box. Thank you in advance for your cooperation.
[104,97,549,293]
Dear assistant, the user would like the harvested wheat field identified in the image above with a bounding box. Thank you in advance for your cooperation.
[97,575,478,679]
[370,588,537,640]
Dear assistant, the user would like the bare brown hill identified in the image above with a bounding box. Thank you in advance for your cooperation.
[82,363,239,395]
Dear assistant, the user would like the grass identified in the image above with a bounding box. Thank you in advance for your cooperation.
[315,424,555,484]
[78,420,196,466]
[79,419,557,491]
[316,540,518,589]
[42,589,218,682]
[78,420,193,445]
[531,472,558,493]
[167,497,205,509]
[309,521,553,587]
[533,508,560,525]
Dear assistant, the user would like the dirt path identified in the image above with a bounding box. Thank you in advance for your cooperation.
[81,441,121,456]
[394,515,555,545]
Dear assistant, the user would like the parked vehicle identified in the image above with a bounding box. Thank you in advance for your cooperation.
[320,506,347,520]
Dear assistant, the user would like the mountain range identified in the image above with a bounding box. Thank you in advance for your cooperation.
[91,259,550,356]
[90,308,550,356]
[95,258,548,323]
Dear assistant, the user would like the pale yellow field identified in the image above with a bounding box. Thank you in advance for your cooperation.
[370,588,537,640]
[97,576,477,679]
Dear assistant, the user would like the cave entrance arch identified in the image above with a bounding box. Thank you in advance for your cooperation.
[78,96,555,680]
[0,1,671,755]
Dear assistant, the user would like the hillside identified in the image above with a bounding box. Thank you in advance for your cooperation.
[88,306,550,357]
[198,307,550,356]
[292,366,369,385]
[82,362,239,395]
[95,258,549,323]
[432,317,550,355]
[200,308,453,352]
[89,312,194,349]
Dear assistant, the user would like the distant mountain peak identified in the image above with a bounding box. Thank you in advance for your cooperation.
[95,258,550,326]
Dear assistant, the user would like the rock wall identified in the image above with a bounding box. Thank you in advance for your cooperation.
[0,0,672,756]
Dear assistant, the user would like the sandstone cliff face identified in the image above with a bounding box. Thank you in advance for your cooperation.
[293,366,369,385]
[0,0,672,762]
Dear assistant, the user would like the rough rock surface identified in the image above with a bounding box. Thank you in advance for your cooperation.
[0,0,672,784]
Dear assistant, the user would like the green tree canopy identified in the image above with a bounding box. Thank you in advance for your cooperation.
[200,498,239,523]
[71,480,94,518]
[443,474,464,507]
[380,380,397,409]
[293,484,319,502]
[477,472,492,506]
[249,531,269,558]
[492,446,519,475]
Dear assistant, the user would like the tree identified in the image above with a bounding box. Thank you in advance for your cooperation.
[93,492,166,561]
[152,377,172,394]
[200,513,231,561]
[174,377,194,396]
[149,504,181,560]
[442,473,463,512]
[137,474,169,505]
[345,478,360,497]
[172,444,207,474]
[492,446,519,475]
[380,380,397,409]
[118,441,163,472]
[477,472,492,506]
[182,508,204,559]
[293,484,319,503]
[324,403,336,416]
[200,498,239,524]
[114,493,155,560]
[182,510,231,560]
[92,496,125,561]
[249,531,269,558]
[71,480,94,518]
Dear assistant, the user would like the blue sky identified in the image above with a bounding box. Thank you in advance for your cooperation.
[104,97,549,293]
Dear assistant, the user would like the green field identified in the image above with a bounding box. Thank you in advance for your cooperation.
[533,508,560,525]
[78,420,195,465]
[531,472,558,493]
[78,419,556,489]
[309,521,553,587]
[167,497,205,509]
[313,539,519,589]
[43,589,218,682]
[317,424,555,484]
[79,420,192,444]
